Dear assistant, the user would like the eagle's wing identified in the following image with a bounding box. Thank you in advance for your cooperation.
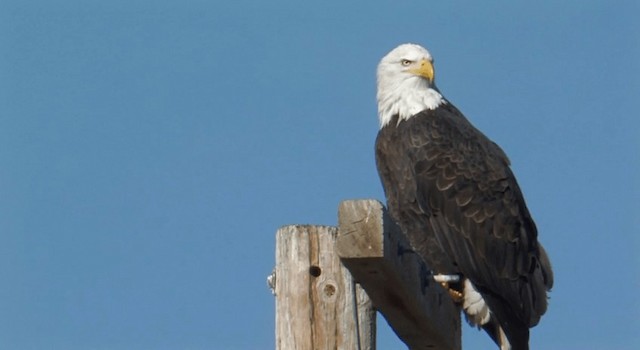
[409,104,552,343]
[376,104,553,349]
[376,115,459,272]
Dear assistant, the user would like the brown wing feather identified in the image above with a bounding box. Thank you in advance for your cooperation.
[375,105,553,348]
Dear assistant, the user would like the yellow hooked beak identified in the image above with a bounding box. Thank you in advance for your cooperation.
[409,59,435,83]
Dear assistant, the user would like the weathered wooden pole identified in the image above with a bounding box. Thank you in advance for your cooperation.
[337,199,461,350]
[272,225,375,350]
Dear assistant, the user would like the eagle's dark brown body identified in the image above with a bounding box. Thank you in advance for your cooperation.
[375,103,553,350]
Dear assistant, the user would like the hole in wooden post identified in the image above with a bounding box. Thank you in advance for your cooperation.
[309,265,321,277]
[323,284,336,296]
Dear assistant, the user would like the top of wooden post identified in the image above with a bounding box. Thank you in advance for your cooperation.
[337,199,461,350]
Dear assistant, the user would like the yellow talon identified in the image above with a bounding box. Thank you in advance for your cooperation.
[440,282,463,303]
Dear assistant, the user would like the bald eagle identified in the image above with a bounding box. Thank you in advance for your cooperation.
[375,43,553,350]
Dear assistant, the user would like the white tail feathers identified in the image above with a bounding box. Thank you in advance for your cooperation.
[463,279,512,350]
[463,279,491,325]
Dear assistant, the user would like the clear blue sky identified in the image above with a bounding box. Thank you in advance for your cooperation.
[1,1,638,349]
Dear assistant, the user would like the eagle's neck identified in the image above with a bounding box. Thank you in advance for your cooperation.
[377,77,445,128]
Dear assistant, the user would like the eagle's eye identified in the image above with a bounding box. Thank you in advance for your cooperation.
[400,59,412,66]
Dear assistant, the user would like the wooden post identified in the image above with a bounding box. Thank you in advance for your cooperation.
[337,199,461,350]
[273,225,375,350]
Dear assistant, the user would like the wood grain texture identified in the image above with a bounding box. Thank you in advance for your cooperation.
[274,225,375,350]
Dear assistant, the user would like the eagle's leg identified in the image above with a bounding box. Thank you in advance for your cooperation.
[433,274,464,303]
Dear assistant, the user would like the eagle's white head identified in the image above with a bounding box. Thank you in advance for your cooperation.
[376,43,445,127]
